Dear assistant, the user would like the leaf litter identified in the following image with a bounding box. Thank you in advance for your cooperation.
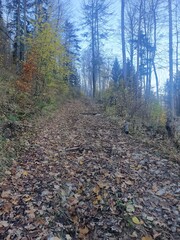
[0,100,179,239]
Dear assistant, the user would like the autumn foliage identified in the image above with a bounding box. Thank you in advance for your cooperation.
[15,22,70,111]
[16,55,38,93]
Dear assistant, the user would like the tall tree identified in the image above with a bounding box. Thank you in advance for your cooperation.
[168,0,174,116]
[175,0,179,75]
[0,1,10,67]
[121,0,127,82]
[16,0,21,72]
[63,20,81,87]
[23,0,27,60]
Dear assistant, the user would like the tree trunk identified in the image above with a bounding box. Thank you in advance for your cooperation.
[152,0,159,100]
[175,0,179,75]
[153,61,159,100]
[121,0,127,82]
[168,0,175,117]
[16,0,21,73]
[91,1,96,98]
[136,0,143,97]
[23,0,27,60]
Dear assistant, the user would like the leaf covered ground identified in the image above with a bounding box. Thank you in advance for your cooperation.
[0,100,179,240]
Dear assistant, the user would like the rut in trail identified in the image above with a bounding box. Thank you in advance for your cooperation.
[0,100,179,240]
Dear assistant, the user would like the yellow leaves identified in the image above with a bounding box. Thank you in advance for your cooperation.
[26,22,69,98]
[97,181,109,189]
[22,171,28,176]
[97,195,102,201]
[93,195,103,205]
[142,236,153,240]
[23,195,32,202]
[132,216,141,224]
[92,185,104,205]
[92,185,100,195]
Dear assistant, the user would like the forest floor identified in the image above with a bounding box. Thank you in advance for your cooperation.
[0,100,179,240]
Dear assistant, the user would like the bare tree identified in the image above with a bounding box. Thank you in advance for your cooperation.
[168,0,174,116]
[16,0,21,72]
[121,0,127,81]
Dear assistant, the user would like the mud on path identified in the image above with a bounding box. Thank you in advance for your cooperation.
[0,100,179,240]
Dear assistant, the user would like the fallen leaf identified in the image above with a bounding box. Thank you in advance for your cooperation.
[66,234,72,240]
[132,216,141,224]
[25,207,36,219]
[156,188,166,196]
[92,185,100,195]
[79,226,89,236]
[97,195,102,201]
[142,236,153,240]
[125,180,134,185]
[0,221,9,227]
[126,204,135,213]
[97,181,109,189]
[1,190,11,198]
[22,171,28,176]
[147,216,154,221]
[5,170,11,175]
[23,195,32,202]
[2,203,12,213]
[51,237,61,240]
[68,197,79,205]
[93,199,98,205]
[131,231,138,237]
[72,216,78,224]
[152,183,158,192]
[153,232,162,239]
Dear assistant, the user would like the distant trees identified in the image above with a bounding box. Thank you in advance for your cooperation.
[111,58,122,85]
[82,0,112,97]
[63,20,81,87]
[124,0,161,100]
[0,1,11,68]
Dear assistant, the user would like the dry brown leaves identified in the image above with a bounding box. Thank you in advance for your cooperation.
[0,100,179,239]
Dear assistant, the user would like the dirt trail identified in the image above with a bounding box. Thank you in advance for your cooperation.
[0,100,179,240]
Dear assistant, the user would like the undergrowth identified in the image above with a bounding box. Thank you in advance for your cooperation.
[0,67,81,177]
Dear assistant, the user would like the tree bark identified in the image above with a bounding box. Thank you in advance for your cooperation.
[121,0,127,82]
[91,0,96,98]
[16,0,21,73]
[23,0,27,60]
[168,0,175,117]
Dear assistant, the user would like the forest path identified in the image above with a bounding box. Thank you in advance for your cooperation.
[0,100,179,240]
